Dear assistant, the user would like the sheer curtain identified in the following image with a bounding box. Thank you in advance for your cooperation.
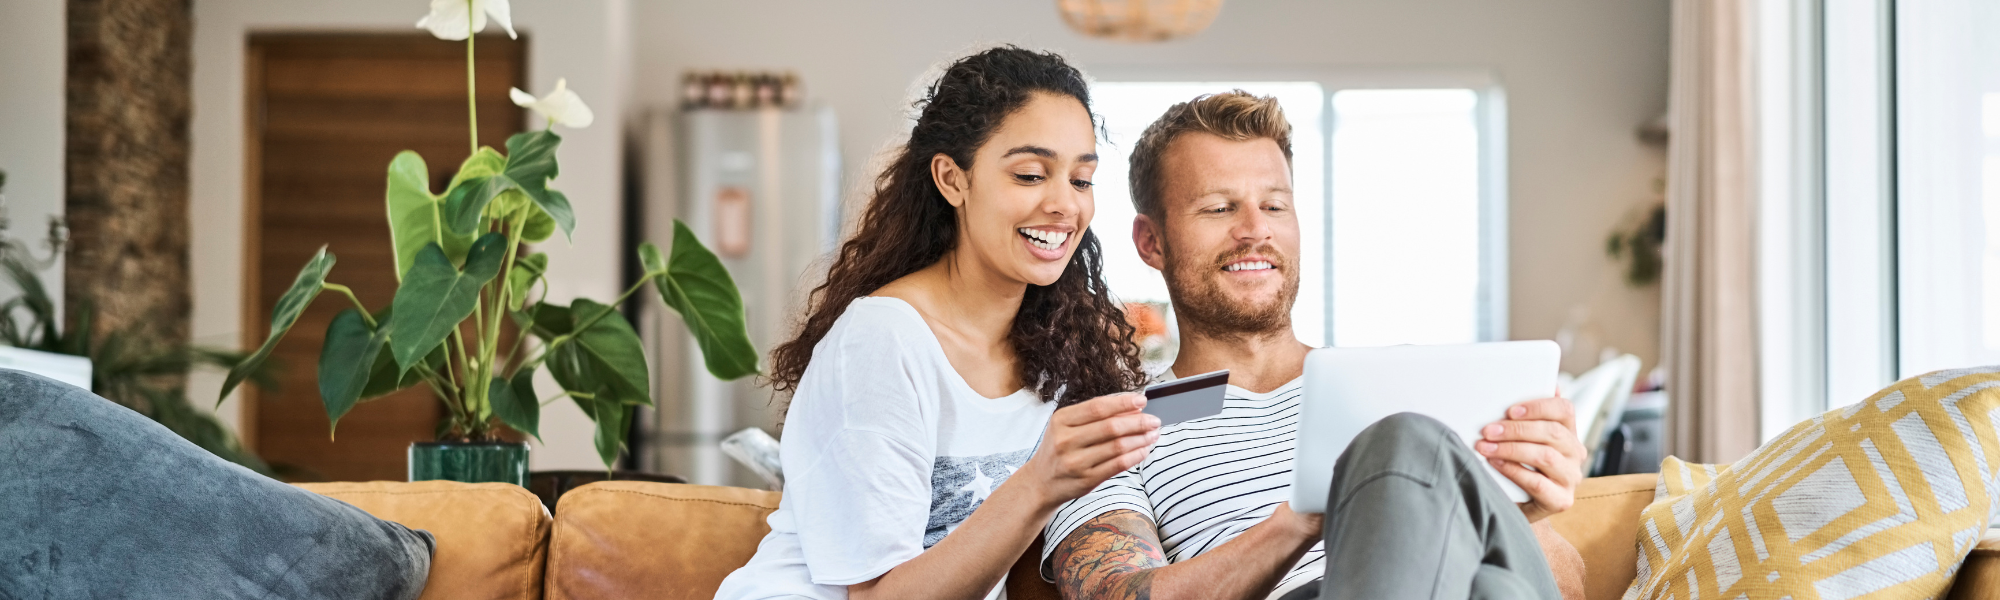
[1661,0,1762,464]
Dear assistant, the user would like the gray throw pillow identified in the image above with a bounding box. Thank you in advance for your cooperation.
[0,369,433,599]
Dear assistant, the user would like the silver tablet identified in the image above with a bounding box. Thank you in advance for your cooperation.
[1288,341,1562,513]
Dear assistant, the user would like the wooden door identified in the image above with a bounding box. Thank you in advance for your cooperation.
[245,34,525,482]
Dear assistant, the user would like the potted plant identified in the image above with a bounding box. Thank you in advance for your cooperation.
[218,0,758,484]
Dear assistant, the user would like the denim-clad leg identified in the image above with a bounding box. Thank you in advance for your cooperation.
[1275,413,1560,600]
[0,371,433,599]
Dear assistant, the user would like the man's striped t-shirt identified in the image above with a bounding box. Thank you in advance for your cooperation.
[1040,375,1322,598]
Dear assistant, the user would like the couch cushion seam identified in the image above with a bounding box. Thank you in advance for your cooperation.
[514,501,546,600]
[546,521,567,596]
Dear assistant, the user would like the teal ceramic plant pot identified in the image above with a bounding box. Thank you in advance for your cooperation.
[409,441,530,485]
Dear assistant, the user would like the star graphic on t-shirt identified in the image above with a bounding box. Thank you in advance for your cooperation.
[960,464,995,504]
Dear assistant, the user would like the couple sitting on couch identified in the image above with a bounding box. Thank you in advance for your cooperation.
[714,45,1589,600]
[4,42,1989,600]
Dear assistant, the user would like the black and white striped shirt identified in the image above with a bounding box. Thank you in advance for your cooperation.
[1040,375,1322,598]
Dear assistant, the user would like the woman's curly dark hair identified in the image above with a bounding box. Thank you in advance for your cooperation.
[769,46,1146,405]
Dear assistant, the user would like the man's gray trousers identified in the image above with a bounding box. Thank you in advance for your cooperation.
[1277,412,1561,600]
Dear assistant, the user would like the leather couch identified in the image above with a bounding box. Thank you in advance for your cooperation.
[300,475,2000,600]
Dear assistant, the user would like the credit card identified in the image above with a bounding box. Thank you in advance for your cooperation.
[1142,370,1229,425]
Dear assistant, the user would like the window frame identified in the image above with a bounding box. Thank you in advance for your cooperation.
[1758,0,1999,435]
[1821,0,1901,409]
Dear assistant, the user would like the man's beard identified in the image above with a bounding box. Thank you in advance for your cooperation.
[1162,240,1301,339]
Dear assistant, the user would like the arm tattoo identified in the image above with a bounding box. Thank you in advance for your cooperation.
[1052,510,1168,600]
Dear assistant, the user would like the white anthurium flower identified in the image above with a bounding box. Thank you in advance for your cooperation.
[511,78,595,129]
[417,0,517,41]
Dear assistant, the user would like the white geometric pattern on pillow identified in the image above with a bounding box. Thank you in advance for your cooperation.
[1623,366,2000,600]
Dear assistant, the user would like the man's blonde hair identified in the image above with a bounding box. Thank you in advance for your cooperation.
[1127,90,1293,219]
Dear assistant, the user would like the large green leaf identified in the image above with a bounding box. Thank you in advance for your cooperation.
[562,298,651,406]
[488,370,540,441]
[544,331,615,465]
[501,131,557,196]
[515,301,571,342]
[220,247,334,404]
[434,147,511,238]
[519,205,556,243]
[346,305,446,399]
[505,253,548,311]
[388,234,509,372]
[361,340,439,399]
[441,175,519,236]
[544,335,593,395]
[387,151,487,278]
[449,147,507,187]
[486,189,533,220]
[641,221,758,380]
[503,131,575,239]
[385,152,437,280]
[567,391,627,471]
[590,397,627,471]
[318,308,390,437]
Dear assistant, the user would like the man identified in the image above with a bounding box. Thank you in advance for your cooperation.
[1042,92,1588,600]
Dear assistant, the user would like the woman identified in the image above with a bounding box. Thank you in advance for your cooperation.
[715,47,1158,600]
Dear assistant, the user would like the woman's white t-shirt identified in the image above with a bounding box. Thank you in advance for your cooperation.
[715,297,1058,600]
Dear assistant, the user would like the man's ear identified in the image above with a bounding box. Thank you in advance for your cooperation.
[931,153,969,208]
[1133,213,1168,271]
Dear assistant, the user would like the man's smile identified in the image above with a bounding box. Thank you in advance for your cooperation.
[1222,258,1276,273]
[1220,255,1281,277]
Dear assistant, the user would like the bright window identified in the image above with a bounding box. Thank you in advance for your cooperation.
[1895,0,2000,376]
[1329,89,1485,347]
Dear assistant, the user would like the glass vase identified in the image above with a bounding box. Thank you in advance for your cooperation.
[408,441,530,486]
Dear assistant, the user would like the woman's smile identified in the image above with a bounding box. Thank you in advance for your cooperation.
[1018,225,1074,260]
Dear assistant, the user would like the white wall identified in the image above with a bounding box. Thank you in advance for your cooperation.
[188,0,629,470]
[0,0,66,306]
[630,0,1670,375]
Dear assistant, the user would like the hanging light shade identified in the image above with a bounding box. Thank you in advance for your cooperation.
[1057,0,1224,42]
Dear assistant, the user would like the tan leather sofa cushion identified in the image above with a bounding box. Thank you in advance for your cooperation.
[546,481,780,600]
[1545,473,1656,600]
[524,476,1998,600]
[299,481,551,600]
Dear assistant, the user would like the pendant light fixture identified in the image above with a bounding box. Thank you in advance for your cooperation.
[1057,0,1225,42]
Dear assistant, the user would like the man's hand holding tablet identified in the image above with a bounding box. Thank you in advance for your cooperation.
[1288,341,1586,520]
[1477,395,1588,523]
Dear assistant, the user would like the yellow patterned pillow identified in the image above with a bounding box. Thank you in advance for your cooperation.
[1624,367,2000,600]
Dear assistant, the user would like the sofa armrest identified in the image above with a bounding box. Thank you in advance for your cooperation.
[298,480,552,600]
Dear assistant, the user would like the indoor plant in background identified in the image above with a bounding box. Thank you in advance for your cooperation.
[0,171,274,475]
[219,0,758,484]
